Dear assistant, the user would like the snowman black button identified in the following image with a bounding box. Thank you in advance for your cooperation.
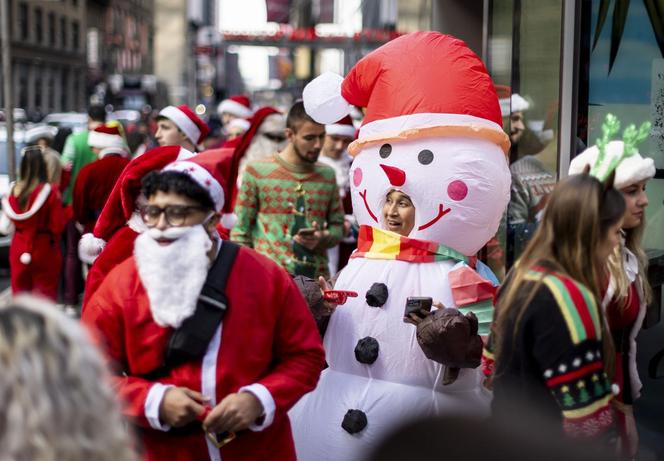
[342,409,368,434]
[355,337,379,364]
[366,283,388,307]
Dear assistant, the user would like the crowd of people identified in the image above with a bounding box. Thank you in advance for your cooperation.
[0,32,657,461]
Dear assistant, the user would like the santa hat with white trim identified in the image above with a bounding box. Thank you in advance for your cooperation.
[158,105,210,145]
[325,115,356,139]
[88,122,127,152]
[217,95,253,119]
[78,145,195,264]
[25,125,58,144]
[303,31,509,157]
[499,93,531,118]
[162,149,232,213]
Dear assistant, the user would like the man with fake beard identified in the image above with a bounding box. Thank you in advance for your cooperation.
[231,101,344,279]
[82,150,325,461]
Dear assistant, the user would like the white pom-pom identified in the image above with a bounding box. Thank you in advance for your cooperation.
[303,72,351,124]
[78,233,106,265]
[220,212,237,229]
[19,252,31,265]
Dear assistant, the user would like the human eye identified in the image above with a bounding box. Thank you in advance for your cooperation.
[167,206,188,220]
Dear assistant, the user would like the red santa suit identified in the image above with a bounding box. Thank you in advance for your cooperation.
[82,150,325,461]
[79,146,196,307]
[73,149,130,234]
[2,183,66,299]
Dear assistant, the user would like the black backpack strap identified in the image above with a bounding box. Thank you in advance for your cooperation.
[164,241,240,368]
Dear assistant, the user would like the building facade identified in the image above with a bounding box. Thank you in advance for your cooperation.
[0,0,87,117]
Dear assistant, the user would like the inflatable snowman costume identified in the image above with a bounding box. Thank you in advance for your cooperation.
[289,32,512,461]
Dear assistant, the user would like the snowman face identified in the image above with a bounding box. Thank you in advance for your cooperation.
[349,137,511,255]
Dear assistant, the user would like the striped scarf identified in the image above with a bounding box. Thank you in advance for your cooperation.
[352,225,473,265]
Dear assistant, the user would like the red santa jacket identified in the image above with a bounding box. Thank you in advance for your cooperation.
[82,245,326,461]
[73,154,130,234]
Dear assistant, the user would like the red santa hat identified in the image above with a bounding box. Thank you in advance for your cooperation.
[325,115,356,138]
[303,31,509,156]
[87,122,128,156]
[162,150,232,213]
[217,95,253,119]
[78,145,195,264]
[158,105,210,145]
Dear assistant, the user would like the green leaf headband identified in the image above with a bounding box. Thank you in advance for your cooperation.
[590,114,651,182]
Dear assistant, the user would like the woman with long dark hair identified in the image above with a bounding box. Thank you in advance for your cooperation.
[1,147,66,300]
[487,173,625,442]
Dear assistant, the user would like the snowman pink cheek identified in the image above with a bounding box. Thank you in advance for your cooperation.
[447,180,468,201]
[353,168,363,187]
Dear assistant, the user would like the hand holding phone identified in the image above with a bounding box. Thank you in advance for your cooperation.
[403,297,433,325]
[323,290,358,305]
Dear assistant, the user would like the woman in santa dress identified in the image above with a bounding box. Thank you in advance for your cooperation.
[2,147,66,300]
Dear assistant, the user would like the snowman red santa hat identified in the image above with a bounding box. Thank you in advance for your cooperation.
[303,31,511,256]
[87,122,129,157]
[304,32,510,157]
[78,145,195,264]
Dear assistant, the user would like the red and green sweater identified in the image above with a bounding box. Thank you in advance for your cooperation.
[231,155,344,278]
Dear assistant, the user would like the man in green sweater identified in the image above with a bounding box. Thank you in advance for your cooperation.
[232,101,344,279]
[61,105,107,205]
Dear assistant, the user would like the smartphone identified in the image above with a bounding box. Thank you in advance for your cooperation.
[297,228,316,237]
[323,290,358,305]
[403,297,433,322]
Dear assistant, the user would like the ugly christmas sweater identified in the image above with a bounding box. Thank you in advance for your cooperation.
[488,266,615,440]
[231,155,344,278]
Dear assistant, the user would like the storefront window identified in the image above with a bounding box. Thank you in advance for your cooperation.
[581,0,664,252]
[486,0,564,276]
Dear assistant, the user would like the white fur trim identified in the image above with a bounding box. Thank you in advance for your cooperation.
[127,211,148,234]
[1,183,51,221]
[569,141,656,189]
[177,147,196,160]
[99,147,129,158]
[220,212,237,229]
[163,161,224,211]
[25,125,57,143]
[358,113,504,141]
[145,383,174,431]
[19,252,31,265]
[159,106,201,145]
[218,99,253,118]
[239,383,276,431]
[303,72,351,124]
[203,325,223,461]
[88,131,126,149]
[325,123,356,138]
[228,117,251,131]
[499,93,530,117]
[78,233,107,264]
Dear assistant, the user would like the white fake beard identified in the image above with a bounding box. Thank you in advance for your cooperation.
[134,225,213,328]
[237,135,285,187]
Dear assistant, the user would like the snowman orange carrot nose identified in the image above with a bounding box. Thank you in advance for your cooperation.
[380,164,406,187]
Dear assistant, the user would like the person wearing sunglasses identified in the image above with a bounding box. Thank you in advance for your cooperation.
[82,150,325,461]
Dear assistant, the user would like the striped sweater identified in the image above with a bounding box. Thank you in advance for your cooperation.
[487,267,615,440]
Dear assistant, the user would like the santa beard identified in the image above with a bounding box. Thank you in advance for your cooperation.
[134,225,213,328]
[237,134,285,187]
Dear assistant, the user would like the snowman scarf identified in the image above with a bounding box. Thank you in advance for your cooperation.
[352,224,497,335]
[352,225,474,265]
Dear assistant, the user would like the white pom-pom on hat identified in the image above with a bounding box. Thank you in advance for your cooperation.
[78,233,107,265]
[19,252,31,265]
[220,212,237,229]
[303,72,351,125]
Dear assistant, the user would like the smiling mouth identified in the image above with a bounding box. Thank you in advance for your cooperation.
[417,204,451,231]
[360,189,379,223]
[360,189,451,230]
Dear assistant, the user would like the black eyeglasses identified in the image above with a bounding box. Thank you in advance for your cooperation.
[140,205,206,227]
